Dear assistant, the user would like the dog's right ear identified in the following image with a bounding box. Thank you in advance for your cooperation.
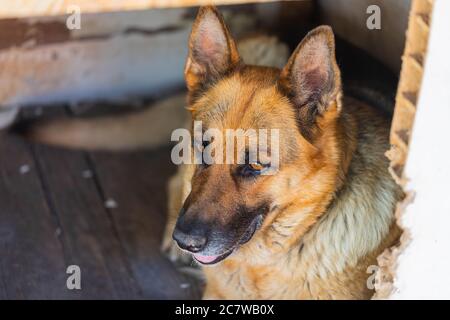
[279,26,342,141]
[185,6,241,95]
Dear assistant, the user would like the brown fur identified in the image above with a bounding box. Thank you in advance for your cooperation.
[166,6,402,299]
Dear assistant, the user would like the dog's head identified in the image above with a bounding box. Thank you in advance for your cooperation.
[173,6,344,265]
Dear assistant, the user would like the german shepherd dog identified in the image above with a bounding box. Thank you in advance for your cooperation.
[165,6,402,299]
[23,6,402,299]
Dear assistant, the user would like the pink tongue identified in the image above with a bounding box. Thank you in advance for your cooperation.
[193,254,219,264]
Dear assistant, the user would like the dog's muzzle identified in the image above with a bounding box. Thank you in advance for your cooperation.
[172,214,263,265]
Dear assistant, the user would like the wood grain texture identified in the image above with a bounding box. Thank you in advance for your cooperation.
[0,132,68,299]
[90,148,202,299]
[32,142,142,299]
[0,105,201,299]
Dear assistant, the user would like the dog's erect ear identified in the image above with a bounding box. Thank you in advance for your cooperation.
[279,26,341,138]
[185,6,241,94]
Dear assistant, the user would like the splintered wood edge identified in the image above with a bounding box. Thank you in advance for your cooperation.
[0,0,278,19]
[374,0,434,299]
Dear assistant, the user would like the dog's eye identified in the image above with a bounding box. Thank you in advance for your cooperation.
[249,162,264,171]
[240,162,266,177]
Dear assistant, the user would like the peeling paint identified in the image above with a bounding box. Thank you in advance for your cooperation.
[0,16,187,51]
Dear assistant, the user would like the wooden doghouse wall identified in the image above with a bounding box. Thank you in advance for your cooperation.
[0,9,193,108]
[0,7,274,109]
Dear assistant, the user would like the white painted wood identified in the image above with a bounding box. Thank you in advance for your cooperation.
[390,0,450,299]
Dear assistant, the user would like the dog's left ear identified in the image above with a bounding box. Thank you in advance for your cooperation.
[279,26,342,138]
[185,6,241,95]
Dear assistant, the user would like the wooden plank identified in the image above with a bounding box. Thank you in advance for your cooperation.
[0,0,277,19]
[0,132,69,299]
[0,9,192,108]
[32,141,143,299]
[90,148,202,299]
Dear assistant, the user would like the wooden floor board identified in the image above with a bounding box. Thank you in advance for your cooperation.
[1,105,201,299]
[89,149,202,299]
[31,143,143,299]
[0,133,69,299]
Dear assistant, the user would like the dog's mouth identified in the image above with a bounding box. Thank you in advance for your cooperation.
[192,215,263,265]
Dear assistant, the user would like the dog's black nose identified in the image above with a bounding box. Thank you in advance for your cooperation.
[173,226,207,253]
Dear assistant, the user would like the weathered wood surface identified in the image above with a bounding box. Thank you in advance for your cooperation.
[0,132,69,299]
[0,9,193,108]
[90,149,201,299]
[0,106,201,299]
